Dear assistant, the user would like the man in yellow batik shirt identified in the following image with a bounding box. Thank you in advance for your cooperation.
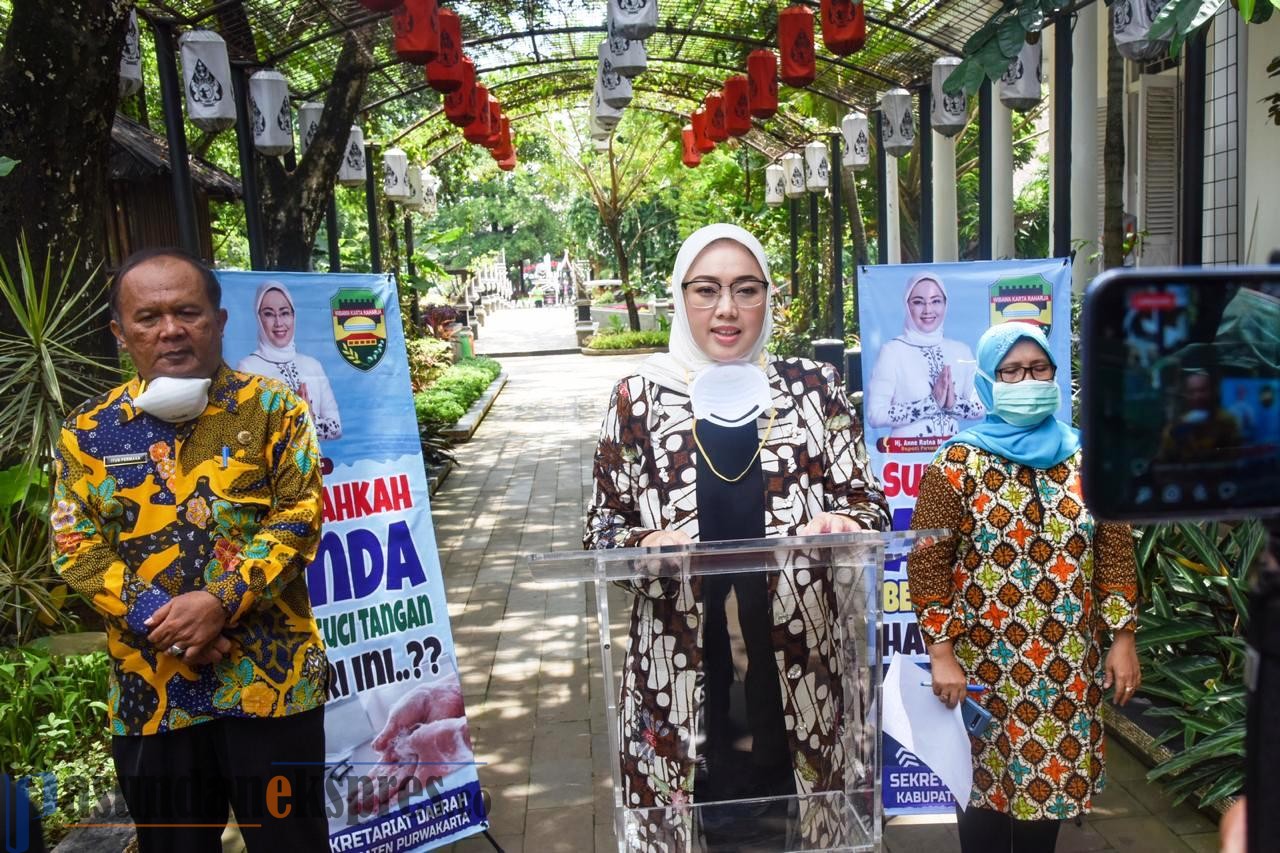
[51,248,328,853]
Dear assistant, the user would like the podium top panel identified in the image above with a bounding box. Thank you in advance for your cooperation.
[525,528,947,584]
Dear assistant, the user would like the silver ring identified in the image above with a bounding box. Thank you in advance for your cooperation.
[168,644,185,657]
[1124,686,1134,692]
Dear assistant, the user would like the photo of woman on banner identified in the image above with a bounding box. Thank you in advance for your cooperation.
[866,273,984,449]
[584,223,890,851]
[237,280,344,440]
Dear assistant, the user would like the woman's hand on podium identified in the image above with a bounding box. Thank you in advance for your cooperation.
[801,513,866,535]
[641,530,694,549]
[926,641,968,709]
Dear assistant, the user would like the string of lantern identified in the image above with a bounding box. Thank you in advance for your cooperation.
[591,0,656,145]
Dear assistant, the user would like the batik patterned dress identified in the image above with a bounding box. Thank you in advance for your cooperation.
[906,443,1138,821]
[584,358,889,850]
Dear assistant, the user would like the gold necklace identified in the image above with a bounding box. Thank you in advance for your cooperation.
[691,409,777,483]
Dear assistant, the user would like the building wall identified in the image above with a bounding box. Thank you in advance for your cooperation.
[1242,15,1280,263]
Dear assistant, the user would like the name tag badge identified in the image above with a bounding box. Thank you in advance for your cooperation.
[103,452,148,468]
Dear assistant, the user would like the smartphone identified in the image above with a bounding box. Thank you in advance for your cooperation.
[961,696,993,737]
[1080,266,1280,521]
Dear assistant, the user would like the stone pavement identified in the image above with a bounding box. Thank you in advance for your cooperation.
[434,310,1223,853]
[474,303,579,357]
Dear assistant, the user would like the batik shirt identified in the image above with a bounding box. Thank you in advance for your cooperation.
[907,443,1138,821]
[584,358,890,850]
[51,365,328,736]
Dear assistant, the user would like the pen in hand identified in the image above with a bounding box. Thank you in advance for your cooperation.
[920,681,987,692]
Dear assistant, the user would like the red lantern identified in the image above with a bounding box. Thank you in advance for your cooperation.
[426,9,464,92]
[492,117,514,160]
[462,83,491,143]
[691,108,714,153]
[681,126,702,168]
[394,0,439,64]
[724,75,751,137]
[778,6,816,87]
[705,92,728,142]
[821,0,866,55]
[483,97,503,149]
[747,49,778,119]
[358,0,402,10]
[443,58,476,126]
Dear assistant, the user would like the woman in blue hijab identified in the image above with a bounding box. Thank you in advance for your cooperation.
[906,323,1141,853]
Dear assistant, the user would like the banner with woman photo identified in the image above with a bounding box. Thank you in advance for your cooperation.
[857,258,1073,813]
[218,271,486,851]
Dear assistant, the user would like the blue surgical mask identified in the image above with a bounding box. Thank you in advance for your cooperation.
[991,379,1060,426]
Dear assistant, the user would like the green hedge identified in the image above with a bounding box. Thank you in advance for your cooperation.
[413,357,501,426]
[586,329,670,350]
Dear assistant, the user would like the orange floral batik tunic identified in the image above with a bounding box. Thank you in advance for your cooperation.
[906,442,1138,821]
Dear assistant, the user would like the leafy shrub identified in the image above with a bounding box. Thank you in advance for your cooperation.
[1135,520,1263,808]
[406,337,453,393]
[412,357,502,427]
[586,329,670,350]
[0,646,115,846]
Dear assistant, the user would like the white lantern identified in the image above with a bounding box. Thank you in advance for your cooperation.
[930,57,968,138]
[597,44,633,109]
[764,163,786,206]
[782,152,805,199]
[841,111,870,169]
[608,0,658,40]
[589,109,613,141]
[804,141,830,192]
[248,70,293,157]
[879,88,915,158]
[998,40,1043,112]
[119,10,143,98]
[404,164,423,210]
[338,125,366,186]
[592,82,623,129]
[423,170,440,216]
[178,30,235,132]
[298,102,324,155]
[1112,0,1172,61]
[383,148,411,200]
[604,17,647,78]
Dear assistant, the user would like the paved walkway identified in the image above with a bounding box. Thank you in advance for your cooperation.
[435,309,1222,853]
[474,304,579,357]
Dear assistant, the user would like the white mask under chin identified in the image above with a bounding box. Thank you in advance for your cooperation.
[133,376,212,423]
[689,362,773,428]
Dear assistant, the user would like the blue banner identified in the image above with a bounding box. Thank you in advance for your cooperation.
[857,259,1073,814]
[218,272,486,850]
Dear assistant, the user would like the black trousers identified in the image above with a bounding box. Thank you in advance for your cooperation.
[955,806,1062,853]
[112,707,328,853]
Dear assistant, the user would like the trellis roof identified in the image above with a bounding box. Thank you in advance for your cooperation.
[137,0,1003,159]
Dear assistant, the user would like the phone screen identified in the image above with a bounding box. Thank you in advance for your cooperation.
[1082,269,1280,520]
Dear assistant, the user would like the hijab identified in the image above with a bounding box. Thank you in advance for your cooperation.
[252,280,297,363]
[942,322,1081,469]
[638,223,774,400]
[898,273,947,347]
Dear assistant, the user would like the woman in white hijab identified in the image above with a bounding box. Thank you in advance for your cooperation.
[236,281,343,440]
[865,272,984,444]
[583,224,889,850]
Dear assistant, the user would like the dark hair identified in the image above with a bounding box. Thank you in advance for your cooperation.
[109,247,221,321]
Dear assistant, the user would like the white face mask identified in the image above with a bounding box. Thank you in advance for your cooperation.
[689,361,773,428]
[133,376,212,423]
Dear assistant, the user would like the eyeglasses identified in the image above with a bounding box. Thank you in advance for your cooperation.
[995,362,1056,383]
[681,277,769,310]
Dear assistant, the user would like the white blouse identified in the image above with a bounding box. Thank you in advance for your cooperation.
[236,352,343,441]
[865,337,984,438]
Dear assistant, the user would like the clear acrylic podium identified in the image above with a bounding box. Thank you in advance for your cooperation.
[527,530,935,853]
